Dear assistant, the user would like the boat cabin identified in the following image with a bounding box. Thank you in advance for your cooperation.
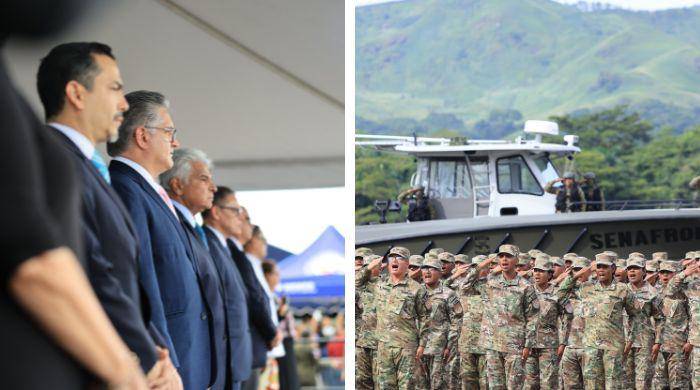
[356,121,581,219]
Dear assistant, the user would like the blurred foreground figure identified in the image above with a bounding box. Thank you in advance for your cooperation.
[0,1,149,388]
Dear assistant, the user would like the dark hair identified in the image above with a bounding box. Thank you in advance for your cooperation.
[106,90,168,156]
[261,259,277,275]
[37,42,114,119]
[202,186,236,219]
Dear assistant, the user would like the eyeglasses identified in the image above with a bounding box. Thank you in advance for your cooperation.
[218,205,241,215]
[145,126,177,142]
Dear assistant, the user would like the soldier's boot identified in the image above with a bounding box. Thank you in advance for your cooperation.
[561,347,584,390]
[355,346,374,390]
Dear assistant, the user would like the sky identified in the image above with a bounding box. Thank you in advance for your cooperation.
[235,187,346,254]
[355,0,700,10]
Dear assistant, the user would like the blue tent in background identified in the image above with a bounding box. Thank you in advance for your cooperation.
[277,226,344,308]
[267,244,293,262]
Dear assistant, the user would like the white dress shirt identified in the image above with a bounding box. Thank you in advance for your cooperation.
[49,122,95,159]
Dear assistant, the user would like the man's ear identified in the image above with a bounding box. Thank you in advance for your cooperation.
[134,126,150,149]
[170,177,184,196]
[64,80,87,111]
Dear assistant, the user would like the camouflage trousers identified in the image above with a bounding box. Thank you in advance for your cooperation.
[692,346,700,389]
[623,346,655,389]
[415,354,444,390]
[652,350,690,390]
[560,347,584,390]
[582,347,625,390]
[460,352,487,390]
[524,347,559,390]
[445,351,461,389]
[355,346,377,390]
[485,349,525,390]
[376,343,416,390]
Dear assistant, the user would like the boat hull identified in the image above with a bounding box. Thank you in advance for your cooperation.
[356,209,700,259]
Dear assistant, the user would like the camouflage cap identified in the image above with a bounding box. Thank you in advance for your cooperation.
[454,254,469,264]
[422,256,442,270]
[517,253,531,265]
[470,255,487,264]
[652,252,668,261]
[550,256,564,267]
[595,253,614,266]
[563,253,578,262]
[533,255,553,271]
[355,247,373,258]
[527,249,542,259]
[438,252,455,263]
[572,256,591,269]
[425,252,438,261]
[628,252,645,260]
[645,259,659,272]
[388,246,410,259]
[428,247,445,256]
[626,257,644,269]
[614,259,627,270]
[498,244,519,257]
[487,253,498,261]
[603,251,619,261]
[583,172,596,180]
[685,251,695,259]
[694,251,700,259]
[660,260,679,273]
[409,255,424,267]
[364,254,382,265]
[563,172,575,179]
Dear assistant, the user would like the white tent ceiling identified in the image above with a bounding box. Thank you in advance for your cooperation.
[4,0,344,190]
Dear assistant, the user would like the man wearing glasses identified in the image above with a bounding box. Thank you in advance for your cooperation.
[107,90,218,390]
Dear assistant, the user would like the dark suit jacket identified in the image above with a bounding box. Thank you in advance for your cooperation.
[175,208,228,389]
[204,226,253,382]
[227,240,277,369]
[109,160,213,390]
[52,129,163,372]
[0,61,88,389]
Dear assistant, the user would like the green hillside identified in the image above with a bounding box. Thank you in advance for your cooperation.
[356,0,700,132]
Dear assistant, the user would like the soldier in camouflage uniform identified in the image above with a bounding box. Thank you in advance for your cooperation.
[439,251,456,283]
[356,254,383,390]
[457,244,539,390]
[375,247,429,390]
[653,259,690,390]
[455,255,489,390]
[625,256,664,390]
[409,255,424,283]
[517,252,532,273]
[355,248,374,346]
[559,256,591,390]
[428,247,445,257]
[558,253,639,389]
[414,256,462,390]
[551,256,565,280]
[562,253,578,268]
[665,253,700,388]
[524,255,569,389]
[614,258,628,283]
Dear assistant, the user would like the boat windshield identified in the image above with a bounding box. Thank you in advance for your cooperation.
[533,154,560,183]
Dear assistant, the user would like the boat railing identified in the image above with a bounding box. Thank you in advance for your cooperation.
[573,199,698,211]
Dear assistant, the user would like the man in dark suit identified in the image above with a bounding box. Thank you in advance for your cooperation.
[202,186,255,390]
[106,90,219,390]
[160,148,229,389]
[223,192,281,390]
[36,42,180,388]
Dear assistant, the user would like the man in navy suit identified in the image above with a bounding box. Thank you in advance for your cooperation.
[36,42,180,388]
[202,186,255,390]
[106,90,219,390]
[160,148,229,389]
[223,193,281,390]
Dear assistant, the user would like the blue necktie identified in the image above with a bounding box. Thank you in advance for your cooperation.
[194,224,209,249]
[91,151,111,184]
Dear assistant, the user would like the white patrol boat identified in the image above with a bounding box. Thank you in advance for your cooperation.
[356,121,700,258]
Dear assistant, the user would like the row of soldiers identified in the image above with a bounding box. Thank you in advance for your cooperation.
[355,244,700,389]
